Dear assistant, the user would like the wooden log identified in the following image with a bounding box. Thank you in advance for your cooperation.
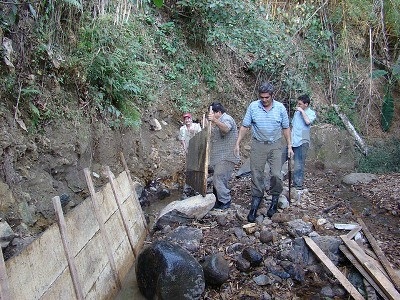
[339,245,389,300]
[119,152,148,232]
[105,166,138,258]
[52,196,84,300]
[304,236,365,300]
[332,104,368,155]
[84,168,122,290]
[341,235,400,300]
[0,247,11,300]
[357,218,400,291]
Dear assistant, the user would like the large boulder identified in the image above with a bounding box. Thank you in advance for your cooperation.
[136,240,205,300]
[157,193,215,221]
[309,124,356,170]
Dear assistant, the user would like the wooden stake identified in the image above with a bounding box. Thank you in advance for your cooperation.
[83,168,122,290]
[0,247,11,300]
[53,196,84,300]
[202,106,212,196]
[119,152,148,232]
[104,166,138,258]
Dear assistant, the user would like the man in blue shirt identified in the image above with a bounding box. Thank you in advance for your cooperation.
[234,82,294,222]
[284,94,316,190]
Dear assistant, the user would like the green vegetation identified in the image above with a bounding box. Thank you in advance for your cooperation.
[357,139,400,173]
[0,0,399,148]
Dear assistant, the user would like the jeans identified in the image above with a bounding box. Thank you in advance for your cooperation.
[212,160,235,204]
[282,143,309,189]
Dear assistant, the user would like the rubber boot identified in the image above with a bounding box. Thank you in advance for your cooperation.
[267,195,279,218]
[247,196,262,223]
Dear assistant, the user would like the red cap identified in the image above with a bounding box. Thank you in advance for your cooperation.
[183,113,192,119]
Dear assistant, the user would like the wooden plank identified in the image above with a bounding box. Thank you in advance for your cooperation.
[357,217,400,291]
[303,236,365,300]
[84,168,122,290]
[53,196,84,300]
[339,245,389,300]
[105,166,138,258]
[0,247,11,300]
[5,224,71,299]
[341,235,400,300]
[120,152,148,232]
[346,225,362,240]
[186,128,209,196]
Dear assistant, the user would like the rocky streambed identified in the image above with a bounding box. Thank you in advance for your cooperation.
[126,169,400,299]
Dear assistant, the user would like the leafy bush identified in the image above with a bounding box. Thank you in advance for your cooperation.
[356,139,400,173]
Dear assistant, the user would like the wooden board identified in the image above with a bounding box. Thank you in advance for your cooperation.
[186,128,210,196]
[341,236,400,300]
[339,245,389,300]
[346,225,362,240]
[357,218,400,291]
[303,236,365,300]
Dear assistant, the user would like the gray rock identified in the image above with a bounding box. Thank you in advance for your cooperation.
[253,274,270,286]
[242,247,263,267]
[226,242,245,254]
[236,255,251,272]
[320,286,334,297]
[157,193,215,221]
[165,226,203,253]
[201,253,230,286]
[216,214,228,226]
[307,235,344,266]
[136,240,205,300]
[309,124,356,170]
[233,227,245,239]
[342,173,378,185]
[281,261,305,283]
[259,230,273,244]
[287,219,313,237]
[155,209,194,231]
[0,221,15,248]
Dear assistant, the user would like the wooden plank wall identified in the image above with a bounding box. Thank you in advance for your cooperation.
[186,129,209,196]
[4,171,146,300]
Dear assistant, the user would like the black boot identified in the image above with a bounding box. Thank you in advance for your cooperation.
[267,195,279,218]
[247,196,262,223]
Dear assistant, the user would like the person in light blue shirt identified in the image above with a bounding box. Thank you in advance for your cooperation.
[235,82,294,222]
[284,94,317,190]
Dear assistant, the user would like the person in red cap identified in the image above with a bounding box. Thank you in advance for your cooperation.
[179,112,202,153]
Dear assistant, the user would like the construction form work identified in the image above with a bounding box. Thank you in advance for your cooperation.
[0,159,147,300]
